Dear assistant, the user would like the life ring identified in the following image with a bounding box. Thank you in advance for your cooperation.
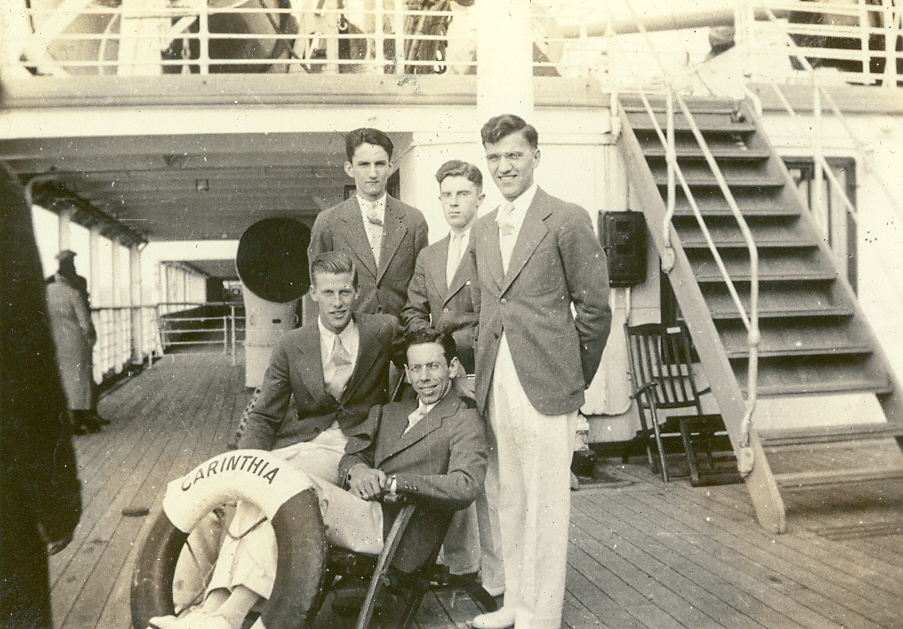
[131,449,328,629]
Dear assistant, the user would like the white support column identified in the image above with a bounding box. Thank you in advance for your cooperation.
[476,0,533,122]
[118,0,166,76]
[130,245,144,363]
[89,227,101,302]
[111,242,123,372]
[58,208,73,252]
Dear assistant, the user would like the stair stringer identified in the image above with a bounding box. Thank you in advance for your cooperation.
[617,102,788,532]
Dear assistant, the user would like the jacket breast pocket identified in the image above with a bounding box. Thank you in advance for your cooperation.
[520,246,563,296]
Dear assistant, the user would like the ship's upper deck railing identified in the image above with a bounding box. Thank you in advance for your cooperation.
[1,1,900,87]
[0,0,594,78]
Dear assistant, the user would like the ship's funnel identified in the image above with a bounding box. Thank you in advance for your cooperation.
[236,218,310,388]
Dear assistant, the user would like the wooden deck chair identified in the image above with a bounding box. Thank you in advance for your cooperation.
[307,497,455,629]
[625,322,740,486]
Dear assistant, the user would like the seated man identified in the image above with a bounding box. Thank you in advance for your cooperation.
[238,250,402,483]
[150,328,487,629]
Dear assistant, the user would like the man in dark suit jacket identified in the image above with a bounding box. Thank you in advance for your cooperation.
[238,251,401,483]
[469,115,612,629]
[400,159,504,604]
[308,127,429,319]
[401,159,481,376]
[158,329,486,629]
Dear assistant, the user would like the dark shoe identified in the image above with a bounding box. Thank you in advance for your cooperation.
[90,412,111,426]
[331,584,402,617]
[70,423,88,436]
[83,419,103,433]
[446,571,480,590]
[467,586,501,613]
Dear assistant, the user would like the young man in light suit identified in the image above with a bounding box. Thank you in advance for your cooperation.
[150,328,487,629]
[401,159,505,609]
[308,127,429,319]
[469,115,612,629]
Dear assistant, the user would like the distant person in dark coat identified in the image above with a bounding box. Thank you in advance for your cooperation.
[45,250,104,434]
[0,162,82,629]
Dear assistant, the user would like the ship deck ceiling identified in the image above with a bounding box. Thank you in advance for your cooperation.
[53,352,903,629]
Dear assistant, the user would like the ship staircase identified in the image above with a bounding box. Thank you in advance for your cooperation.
[618,93,903,533]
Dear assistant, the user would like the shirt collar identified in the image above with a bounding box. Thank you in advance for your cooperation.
[448,225,472,244]
[497,182,537,227]
[317,317,358,348]
[357,193,387,210]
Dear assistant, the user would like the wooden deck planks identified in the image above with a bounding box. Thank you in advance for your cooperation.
[47,354,903,629]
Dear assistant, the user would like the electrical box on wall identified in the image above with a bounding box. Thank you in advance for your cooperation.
[599,211,647,288]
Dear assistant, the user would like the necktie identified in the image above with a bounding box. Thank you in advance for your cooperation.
[446,233,463,288]
[363,201,383,265]
[498,202,517,237]
[325,335,354,400]
[498,202,517,272]
[404,404,429,434]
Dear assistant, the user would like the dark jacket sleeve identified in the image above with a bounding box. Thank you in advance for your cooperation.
[400,249,431,334]
[237,338,293,451]
[337,403,382,486]
[0,165,81,542]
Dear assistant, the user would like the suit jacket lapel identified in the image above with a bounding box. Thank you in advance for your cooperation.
[297,328,327,404]
[339,317,379,402]
[501,191,551,294]
[383,394,456,460]
[377,197,408,283]
[445,254,470,305]
[426,236,450,299]
[340,199,378,277]
[482,210,504,292]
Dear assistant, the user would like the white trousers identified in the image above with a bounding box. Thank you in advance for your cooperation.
[489,335,576,629]
[180,424,368,610]
[207,469,384,599]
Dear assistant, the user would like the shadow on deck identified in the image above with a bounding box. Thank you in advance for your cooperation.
[51,353,903,629]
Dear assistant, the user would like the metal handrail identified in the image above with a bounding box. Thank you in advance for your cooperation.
[617,0,761,463]
[755,0,903,227]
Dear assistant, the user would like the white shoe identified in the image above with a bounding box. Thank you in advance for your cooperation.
[472,606,515,629]
[148,616,179,629]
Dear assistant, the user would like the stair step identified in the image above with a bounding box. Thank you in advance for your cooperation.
[762,429,903,489]
[719,319,870,359]
[703,279,850,319]
[655,170,785,189]
[672,187,800,218]
[758,423,903,447]
[676,221,817,250]
[641,145,772,161]
[774,467,903,488]
[688,249,835,283]
[627,114,756,135]
[735,355,892,396]
[620,95,741,114]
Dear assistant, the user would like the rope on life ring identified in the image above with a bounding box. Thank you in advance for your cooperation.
[131,449,328,629]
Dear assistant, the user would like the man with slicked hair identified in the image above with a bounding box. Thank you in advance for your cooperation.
[309,127,428,319]
[401,159,505,608]
[469,115,612,629]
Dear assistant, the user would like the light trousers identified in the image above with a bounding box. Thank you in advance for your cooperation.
[489,335,576,629]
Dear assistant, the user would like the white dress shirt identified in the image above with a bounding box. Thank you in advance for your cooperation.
[496,182,537,272]
[446,226,471,288]
[318,318,360,404]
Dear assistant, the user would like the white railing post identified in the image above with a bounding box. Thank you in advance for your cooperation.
[231,304,237,366]
[198,0,210,75]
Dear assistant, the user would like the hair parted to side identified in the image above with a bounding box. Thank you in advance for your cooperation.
[435,160,483,188]
[404,327,457,365]
[310,251,359,289]
[345,128,394,162]
[480,114,539,149]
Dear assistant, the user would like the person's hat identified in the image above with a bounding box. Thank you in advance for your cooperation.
[55,249,76,261]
